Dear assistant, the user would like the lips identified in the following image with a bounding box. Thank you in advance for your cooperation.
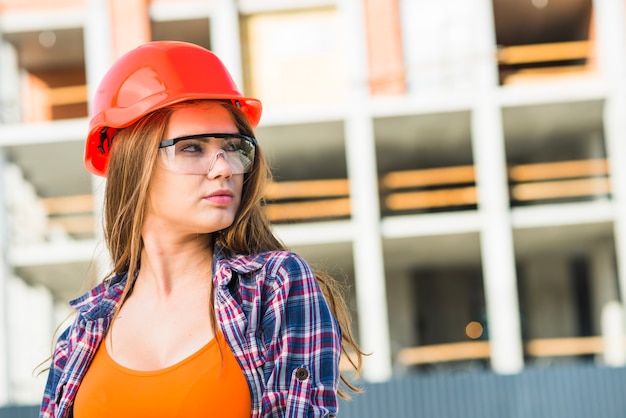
[204,189,235,205]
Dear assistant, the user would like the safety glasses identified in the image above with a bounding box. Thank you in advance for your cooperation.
[159,133,257,175]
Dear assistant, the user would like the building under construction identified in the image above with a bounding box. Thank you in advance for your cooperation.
[1,0,625,416]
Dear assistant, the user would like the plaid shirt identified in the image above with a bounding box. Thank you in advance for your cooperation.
[40,246,342,417]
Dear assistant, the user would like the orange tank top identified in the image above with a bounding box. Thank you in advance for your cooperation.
[74,332,251,418]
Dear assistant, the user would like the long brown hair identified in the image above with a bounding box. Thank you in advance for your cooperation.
[104,100,364,398]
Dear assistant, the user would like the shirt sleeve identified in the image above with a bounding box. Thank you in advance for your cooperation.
[260,253,342,418]
[39,326,71,418]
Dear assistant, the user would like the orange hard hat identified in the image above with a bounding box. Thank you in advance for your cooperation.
[84,41,262,177]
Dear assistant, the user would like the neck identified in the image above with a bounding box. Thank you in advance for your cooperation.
[136,230,214,298]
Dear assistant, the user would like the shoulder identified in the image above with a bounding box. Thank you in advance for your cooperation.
[218,246,314,279]
[237,251,316,287]
[218,249,320,299]
[261,251,314,280]
[255,252,327,317]
[69,272,127,319]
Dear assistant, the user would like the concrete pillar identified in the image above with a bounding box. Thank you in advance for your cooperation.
[84,0,114,280]
[337,0,392,382]
[0,18,14,403]
[210,0,244,91]
[601,301,625,366]
[590,240,619,331]
[0,149,11,403]
[589,239,625,365]
[362,0,405,95]
[471,0,524,373]
[592,0,626,329]
[0,41,20,123]
[109,0,150,59]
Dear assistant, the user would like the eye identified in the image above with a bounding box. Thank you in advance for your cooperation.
[176,139,206,155]
[222,136,243,153]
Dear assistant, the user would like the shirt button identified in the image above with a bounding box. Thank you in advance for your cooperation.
[295,367,309,381]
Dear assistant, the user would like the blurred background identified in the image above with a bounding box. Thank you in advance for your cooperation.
[1,0,626,416]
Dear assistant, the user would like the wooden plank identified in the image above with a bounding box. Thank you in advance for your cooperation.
[382,165,475,190]
[47,85,88,106]
[48,215,96,235]
[509,159,608,182]
[525,336,605,357]
[385,187,477,211]
[396,336,619,366]
[40,194,94,214]
[503,65,592,84]
[498,40,590,65]
[266,198,351,222]
[397,341,491,365]
[265,179,349,200]
[511,178,611,201]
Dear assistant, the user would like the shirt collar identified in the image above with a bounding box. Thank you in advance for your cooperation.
[68,272,127,321]
[213,243,267,285]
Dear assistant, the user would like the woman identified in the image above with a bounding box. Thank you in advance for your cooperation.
[40,41,363,417]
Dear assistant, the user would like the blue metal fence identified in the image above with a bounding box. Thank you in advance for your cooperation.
[339,364,626,418]
[0,405,38,418]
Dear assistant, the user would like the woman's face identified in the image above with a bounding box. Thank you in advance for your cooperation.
[144,102,245,236]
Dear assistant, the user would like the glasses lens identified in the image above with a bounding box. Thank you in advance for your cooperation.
[160,135,256,175]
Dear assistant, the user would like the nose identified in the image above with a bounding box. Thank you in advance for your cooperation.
[206,149,232,177]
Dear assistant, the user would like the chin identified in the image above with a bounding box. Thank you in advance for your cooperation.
[200,217,236,234]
